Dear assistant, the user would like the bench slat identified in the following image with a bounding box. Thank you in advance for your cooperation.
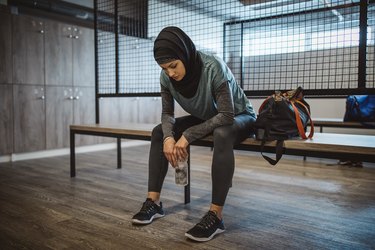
[70,123,155,137]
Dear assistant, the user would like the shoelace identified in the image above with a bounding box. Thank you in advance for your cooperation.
[140,200,155,214]
[196,211,217,229]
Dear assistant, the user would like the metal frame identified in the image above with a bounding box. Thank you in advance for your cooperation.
[70,123,375,206]
[70,127,191,204]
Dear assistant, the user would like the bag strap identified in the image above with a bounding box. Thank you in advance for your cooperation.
[291,100,314,139]
[299,101,315,138]
[259,125,284,165]
[260,138,284,165]
[297,100,314,139]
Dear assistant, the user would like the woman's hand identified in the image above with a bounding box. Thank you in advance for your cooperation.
[174,135,189,161]
[163,137,178,167]
[163,135,189,167]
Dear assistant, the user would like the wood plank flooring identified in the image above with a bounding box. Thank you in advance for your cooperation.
[0,143,375,249]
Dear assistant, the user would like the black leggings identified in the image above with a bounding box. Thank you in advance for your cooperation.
[148,114,256,206]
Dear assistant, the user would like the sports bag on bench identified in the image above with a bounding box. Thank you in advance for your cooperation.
[343,95,375,123]
[254,87,314,165]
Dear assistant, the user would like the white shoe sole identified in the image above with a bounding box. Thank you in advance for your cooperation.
[185,228,225,242]
[132,213,165,225]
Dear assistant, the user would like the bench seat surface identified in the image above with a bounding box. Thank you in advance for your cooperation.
[71,123,155,137]
[309,118,375,128]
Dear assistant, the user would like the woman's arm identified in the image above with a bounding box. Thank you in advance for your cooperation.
[160,84,175,140]
[182,81,234,143]
[161,85,184,167]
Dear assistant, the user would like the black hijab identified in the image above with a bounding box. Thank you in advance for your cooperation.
[153,26,203,98]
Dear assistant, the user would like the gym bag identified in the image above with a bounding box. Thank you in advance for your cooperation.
[343,95,375,123]
[254,87,314,165]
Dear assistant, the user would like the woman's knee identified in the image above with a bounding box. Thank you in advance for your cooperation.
[151,124,163,140]
[213,125,234,144]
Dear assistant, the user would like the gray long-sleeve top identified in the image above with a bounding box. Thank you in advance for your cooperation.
[160,51,256,143]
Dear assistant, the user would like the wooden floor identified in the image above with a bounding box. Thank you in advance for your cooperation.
[1,143,375,250]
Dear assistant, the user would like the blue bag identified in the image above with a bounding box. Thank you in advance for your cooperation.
[343,95,375,122]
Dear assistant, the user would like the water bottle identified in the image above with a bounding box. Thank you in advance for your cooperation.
[175,158,188,186]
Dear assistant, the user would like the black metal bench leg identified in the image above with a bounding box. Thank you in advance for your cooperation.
[70,130,76,177]
[184,146,191,204]
[117,137,122,169]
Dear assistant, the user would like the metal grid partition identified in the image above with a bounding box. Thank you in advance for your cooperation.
[95,0,374,97]
[368,1,375,89]
[96,0,116,94]
[225,0,374,96]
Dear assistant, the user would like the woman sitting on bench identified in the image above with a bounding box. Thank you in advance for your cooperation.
[131,26,256,242]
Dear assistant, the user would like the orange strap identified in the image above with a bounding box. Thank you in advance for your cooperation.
[291,101,314,139]
[295,100,314,139]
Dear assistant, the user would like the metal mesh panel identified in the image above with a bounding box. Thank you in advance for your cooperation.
[367,1,375,89]
[96,0,116,94]
[96,0,374,97]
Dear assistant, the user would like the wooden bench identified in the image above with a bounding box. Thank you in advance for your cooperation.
[70,123,375,204]
[310,118,375,132]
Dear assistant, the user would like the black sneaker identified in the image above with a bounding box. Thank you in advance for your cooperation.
[185,211,225,242]
[132,198,165,224]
